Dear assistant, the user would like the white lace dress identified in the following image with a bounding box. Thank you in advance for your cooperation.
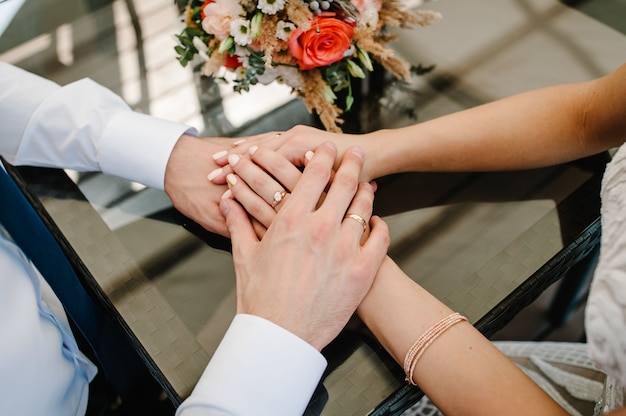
[586,145,626,395]
[403,146,626,416]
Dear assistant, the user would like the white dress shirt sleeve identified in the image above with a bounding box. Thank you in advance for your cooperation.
[0,61,195,190]
[176,314,327,416]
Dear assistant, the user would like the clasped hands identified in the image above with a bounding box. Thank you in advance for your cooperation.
[166,129,389,352]
[221,138,389,351]
[163,126,361,236]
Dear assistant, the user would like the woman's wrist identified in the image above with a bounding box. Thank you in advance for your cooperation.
[360,129,395,180]
[357,256,455,363]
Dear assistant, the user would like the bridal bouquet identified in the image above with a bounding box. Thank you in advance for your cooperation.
[174,0,440,131]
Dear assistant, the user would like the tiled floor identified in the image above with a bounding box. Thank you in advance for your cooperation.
[2,0,626,414]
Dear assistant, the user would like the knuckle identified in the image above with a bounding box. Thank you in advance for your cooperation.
[278,210,305,232]
[334,171,358,191]
[354,195,373,212]
[373,219,391,247]
[359,181,375,196]
[382,229,391,247]
[268,157,288,177]
[305,162,331,182]
[290,125,308,136]
[246,199,267,217]
[309,220,334,245]
[247,175,266,192]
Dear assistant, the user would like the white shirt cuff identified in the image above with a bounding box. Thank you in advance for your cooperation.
[99,111,196,190]
[177,314,327,416]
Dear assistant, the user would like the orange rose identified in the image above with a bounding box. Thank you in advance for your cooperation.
[288,13,355,70]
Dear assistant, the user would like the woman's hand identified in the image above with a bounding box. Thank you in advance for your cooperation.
[220,142,389,350]
[208,125,380,187]
[220,143,304,237]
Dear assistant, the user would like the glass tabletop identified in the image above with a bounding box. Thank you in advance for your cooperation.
[2,0,625,414]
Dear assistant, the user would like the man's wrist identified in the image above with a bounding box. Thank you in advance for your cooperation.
[178,314,327,416]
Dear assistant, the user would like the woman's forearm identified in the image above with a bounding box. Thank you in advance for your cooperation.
[363,64,626,179]
[357,256,568,416]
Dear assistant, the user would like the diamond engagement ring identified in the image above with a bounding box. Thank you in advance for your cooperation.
[271,190,288,208]
[344,213,368,232]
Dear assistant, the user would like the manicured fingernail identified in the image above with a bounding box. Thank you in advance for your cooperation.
[207,168,222,181]
[249,145,258,155]
[228,154,240,166]
[226,173,237,187]
[370,180,378,192]
[212,150,228,160]
[232,139,246,147]
[221,189,232,200]
[305,150,314,161]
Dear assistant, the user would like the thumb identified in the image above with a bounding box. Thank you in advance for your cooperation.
[220,198,258,250]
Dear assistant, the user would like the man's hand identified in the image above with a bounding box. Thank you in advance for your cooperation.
[164,134,239,237]
[220,142,390,350]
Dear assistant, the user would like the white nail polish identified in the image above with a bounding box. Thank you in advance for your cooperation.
[228,154,240,166]
[249,145,259,155]
[207,168,222,181]
[226,173,237,187]
[212,150,228,160]
[221,189,232,200]
[305,151,314,161]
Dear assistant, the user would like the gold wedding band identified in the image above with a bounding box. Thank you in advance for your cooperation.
[271,190,288,208]
[345,213,368,232]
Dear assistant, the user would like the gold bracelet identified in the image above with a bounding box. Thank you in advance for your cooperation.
[403,312,468,386]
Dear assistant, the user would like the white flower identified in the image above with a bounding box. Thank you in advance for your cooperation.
[275,21,296,41]
[235,45,251,60]
[256,66,304,89]
[257,0,286,15]
[202,0,244,40]
[234,66,248,79]
[231,18,252,45]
